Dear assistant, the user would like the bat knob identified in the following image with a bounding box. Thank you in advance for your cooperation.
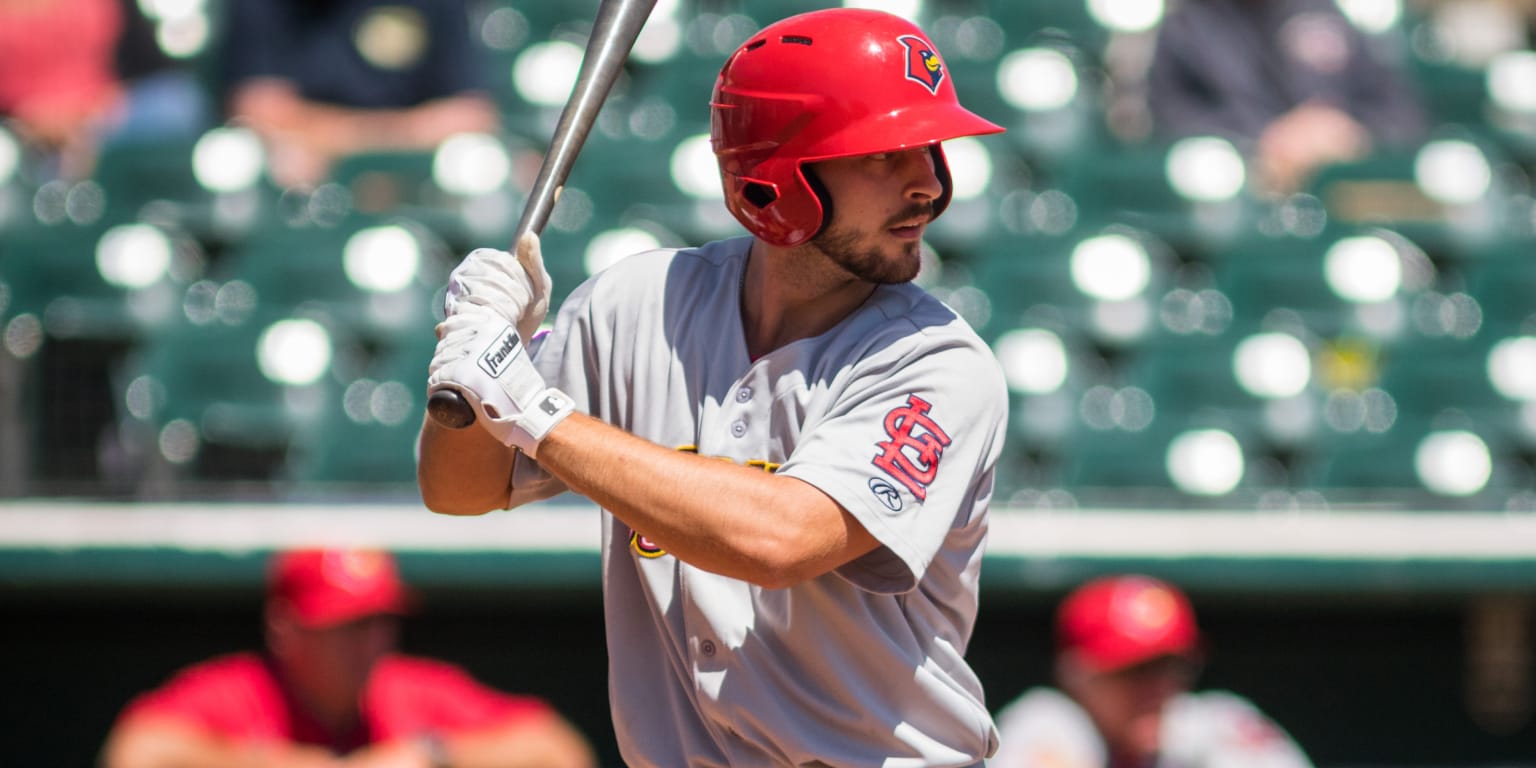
[427,389,477,429]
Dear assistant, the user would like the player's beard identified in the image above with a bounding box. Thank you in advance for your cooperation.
[811,201,933,285]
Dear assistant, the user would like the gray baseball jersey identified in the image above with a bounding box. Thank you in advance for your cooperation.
[991,687,1314,768]
[505,236,1008,767]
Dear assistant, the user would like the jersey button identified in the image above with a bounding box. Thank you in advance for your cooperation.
[735,387,752,403]
[730,420,747,437]
[701,639,717,656]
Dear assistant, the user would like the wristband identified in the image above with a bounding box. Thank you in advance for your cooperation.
[508,387,575,458]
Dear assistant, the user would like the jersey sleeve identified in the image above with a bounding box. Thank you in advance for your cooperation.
[777,326,1008,593]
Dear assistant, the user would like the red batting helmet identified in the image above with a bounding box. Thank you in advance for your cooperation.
[710,9,1004,247]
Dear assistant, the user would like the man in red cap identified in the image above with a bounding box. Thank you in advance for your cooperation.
[990,574,1312,768]
[101,547,596,768]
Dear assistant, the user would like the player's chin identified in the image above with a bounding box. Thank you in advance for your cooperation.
[870,252,921,284]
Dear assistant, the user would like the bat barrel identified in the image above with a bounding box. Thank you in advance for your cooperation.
[514,0,660,243]
[430,0,659,430]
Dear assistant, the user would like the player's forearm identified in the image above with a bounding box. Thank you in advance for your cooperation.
[533,413,875,588]
[300,95,500,153]
[417,416,516,515]
[231,80,498,154]
[101,720,336,768]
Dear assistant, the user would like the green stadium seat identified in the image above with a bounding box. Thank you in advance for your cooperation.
[971,224,1174,351]
[1055,141,1261,255]
[117,310,351,485]
[1466,243,1536,334]
[215,215,446,353]
[1209,228,1383,338]
[1298,415,1532,506]
[287,329,434,489]
[1302,137,1516,261]
[0,219,190,343]
[92,138,207,222]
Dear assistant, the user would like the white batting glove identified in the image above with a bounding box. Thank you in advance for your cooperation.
[444,232,552,345]
[426,309,574,456]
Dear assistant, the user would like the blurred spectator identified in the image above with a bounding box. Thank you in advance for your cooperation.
[1147,0,1428,195]
[1411,0,1535,67]
[219,0,500,189]
[101,547,596,768]
[0,0,125,179]
[107,0,212,144]
[991,574,1313,768]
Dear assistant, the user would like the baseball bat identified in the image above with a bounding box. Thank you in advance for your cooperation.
[428,0,659,429]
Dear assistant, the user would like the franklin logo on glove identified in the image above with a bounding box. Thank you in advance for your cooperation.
[477,326,523,379]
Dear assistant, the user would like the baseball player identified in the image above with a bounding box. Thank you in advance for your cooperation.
[101,548,596,768]
[419,9,1008,767]
[990,574,1314,768]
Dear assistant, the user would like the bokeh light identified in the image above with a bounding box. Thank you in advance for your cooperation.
[1488,336,1536,401]
[997,48,1078,112]
[1324,235,1402,303]
[193,127,264,193]
[514,40,583,107]
[1071,233,1151,301]
[1166,429,1245,496]
[1488,51,1536,113]
[257,318,333,385]
[1415,430,1493,496]
[96,224,174,289]
[343,225,421,292]
[584,227,662,276]
[670,133,721,199]
[943,137,992,201]
[994,328,1069,395]
[1166,136,1246,202]
[1087,0,1165,33]
[1233,332,1312,399]
[1414,140,1492,205]
[432,133,511,196]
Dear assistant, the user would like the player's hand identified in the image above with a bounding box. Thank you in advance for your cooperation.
[443,232,552,346]
[426,308,574,455]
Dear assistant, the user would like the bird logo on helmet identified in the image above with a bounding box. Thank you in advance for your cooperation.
[898,34,945,94]
[710,8,1004,248]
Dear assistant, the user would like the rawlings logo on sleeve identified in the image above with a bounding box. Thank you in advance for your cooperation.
[871,394,951,501]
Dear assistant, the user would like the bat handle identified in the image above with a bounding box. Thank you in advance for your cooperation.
[427,388,477,429]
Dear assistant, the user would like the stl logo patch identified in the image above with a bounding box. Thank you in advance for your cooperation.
[898,34,944,94]
[871,394,951,501]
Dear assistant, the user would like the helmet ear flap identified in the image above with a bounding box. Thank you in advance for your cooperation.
[930,144,954,218]
[800,164,833,242]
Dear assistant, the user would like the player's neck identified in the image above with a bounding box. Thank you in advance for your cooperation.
[739,240,876,359]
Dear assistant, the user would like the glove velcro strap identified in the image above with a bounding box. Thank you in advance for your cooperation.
[509,387,576,458]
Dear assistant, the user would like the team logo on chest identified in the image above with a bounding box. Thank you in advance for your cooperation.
[898,34,945,94]
[871,394,951,501]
